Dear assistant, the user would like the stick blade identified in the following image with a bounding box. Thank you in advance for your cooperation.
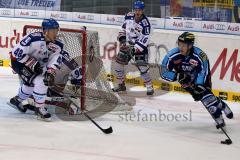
[103,126,113,134]
[221,139,232,145]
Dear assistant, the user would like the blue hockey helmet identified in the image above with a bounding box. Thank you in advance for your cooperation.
[134,1,145,10]
[42,18,59,31]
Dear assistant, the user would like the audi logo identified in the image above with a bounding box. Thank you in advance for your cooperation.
[30,11,39,17]
[87,15,94,20]
[215,24,226,31]
[0,10,11,16]
[184,22,194,28]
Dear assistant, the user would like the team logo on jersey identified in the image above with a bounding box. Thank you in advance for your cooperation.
[189,59,198,66]
[182,65,193,72]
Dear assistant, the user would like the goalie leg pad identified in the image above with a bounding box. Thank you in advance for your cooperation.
[201,93,222,119]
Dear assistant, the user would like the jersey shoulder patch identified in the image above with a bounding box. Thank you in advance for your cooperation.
[141,15,150,27]
[194,47,208,61]
[30,32,43,37]
[20,32,44,46]
[199,51,208,61]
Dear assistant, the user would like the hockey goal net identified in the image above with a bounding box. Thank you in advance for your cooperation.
[23,25,131,118]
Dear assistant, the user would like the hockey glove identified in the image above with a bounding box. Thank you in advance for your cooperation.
[192,85,209,101]
[25,57,43,74]
[43,68,56,86]
[117,31,126,44]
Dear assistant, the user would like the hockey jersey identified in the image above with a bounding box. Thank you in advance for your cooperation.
[120,12,151,52]
[11,32,63,71]
[161,46,211,86]
[61,50,82,84]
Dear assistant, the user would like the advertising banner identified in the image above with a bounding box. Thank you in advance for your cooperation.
[72,12,101,23]
[0,0,61,11]
[45,11,73,21]
[14,9,45,19]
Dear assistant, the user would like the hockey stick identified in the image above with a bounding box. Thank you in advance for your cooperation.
[205,107,232,145]
[188,86,233,145]
[52,85,113,134]
[64,93,113,134]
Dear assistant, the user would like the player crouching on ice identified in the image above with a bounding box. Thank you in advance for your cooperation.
[9,18,63,121]
[160,32,233,129]
[112,1,154,95]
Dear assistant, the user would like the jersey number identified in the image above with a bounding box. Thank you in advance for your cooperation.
[140,37,148,44]
[14,48,23,59]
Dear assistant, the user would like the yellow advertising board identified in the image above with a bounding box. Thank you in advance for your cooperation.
[193,0,233,9]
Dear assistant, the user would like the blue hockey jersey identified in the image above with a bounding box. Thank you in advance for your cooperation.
[161,46,211,86]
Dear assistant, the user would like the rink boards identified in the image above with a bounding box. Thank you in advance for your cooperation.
[0,17,240,102]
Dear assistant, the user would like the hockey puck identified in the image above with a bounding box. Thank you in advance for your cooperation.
[221,139,232,145]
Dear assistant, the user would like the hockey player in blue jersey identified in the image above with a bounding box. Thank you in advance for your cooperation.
[160,32,233,128]
[112,0,154,95]
[9,18,63,121]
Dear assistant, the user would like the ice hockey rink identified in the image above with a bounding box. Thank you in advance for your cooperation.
[0,67,239,160]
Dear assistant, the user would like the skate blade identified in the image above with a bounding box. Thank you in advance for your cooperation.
[36,115,52,122]
[7,102,26,113]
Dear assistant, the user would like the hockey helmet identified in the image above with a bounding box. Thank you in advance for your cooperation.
[178,32,195,44]
[42,18,59,31]
[134,1,145,10]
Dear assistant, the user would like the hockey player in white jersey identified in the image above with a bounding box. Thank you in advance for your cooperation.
[9,18,63,121]
[112,1,154,95]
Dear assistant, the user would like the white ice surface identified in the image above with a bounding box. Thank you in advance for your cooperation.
[0,67,240,160]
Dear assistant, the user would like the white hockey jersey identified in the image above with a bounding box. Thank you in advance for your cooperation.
[11,32,63,70]
[61,50,82,83]
[120,12,151,52]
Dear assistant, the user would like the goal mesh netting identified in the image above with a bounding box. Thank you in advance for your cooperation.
[23,25,131,117]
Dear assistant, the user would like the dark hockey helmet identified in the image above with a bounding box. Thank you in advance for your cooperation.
[134,1,145,10]
[42,18,59,31]
[178,32,195,44]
